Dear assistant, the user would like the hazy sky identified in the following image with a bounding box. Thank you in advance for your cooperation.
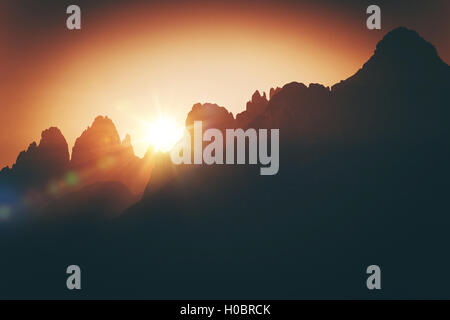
[1,0,449,167]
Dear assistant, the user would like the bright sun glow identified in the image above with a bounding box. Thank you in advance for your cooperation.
[146,116,184,152]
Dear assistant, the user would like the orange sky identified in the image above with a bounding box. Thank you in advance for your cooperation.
[1,0,449,167]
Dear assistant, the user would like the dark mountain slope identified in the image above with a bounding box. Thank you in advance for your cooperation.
[39,181,138,222]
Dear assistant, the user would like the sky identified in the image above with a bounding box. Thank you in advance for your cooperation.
[0,0,449,167]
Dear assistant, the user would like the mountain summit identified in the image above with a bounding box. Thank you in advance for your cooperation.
[375,27,440,60]
[333,27,449,91]
[71,115,124,167]
[0,127,69,190]
[69,116,153,194]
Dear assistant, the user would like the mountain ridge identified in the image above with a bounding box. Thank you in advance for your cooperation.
[1,26,449,220]
[1,26,450,299]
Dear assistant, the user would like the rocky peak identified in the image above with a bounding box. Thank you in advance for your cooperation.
[71,116,123,166]
[269,87,282,100]
[246,90,268,114]
[332,27,449,91]
[186,103,235,131]
[0,127,69,189]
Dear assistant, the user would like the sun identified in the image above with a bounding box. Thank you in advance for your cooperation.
[146,116,184,152]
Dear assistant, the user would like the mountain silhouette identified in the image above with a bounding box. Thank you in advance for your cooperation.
[71,115,128,167]
[186,88,285,131]
[186,103,235,131]
[1,27,450,299]
[39,181,138,222]
[0,116,154,218]
[70,115,153,194]
[235,90,269,127]
[332,27,449,91]
[249,27,450,144]
[0,127,69,190]
[117,27,450,299]
[236,87,289,128]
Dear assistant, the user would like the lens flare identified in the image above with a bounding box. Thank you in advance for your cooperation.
[64,171,80,186]
[0,205,12,221]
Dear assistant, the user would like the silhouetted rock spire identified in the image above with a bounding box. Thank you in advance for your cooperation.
[71,116,125,167]
[69,116,153,195]
[236,90,269,127]
[269,87,282,100]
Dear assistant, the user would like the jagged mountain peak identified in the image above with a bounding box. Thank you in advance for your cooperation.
[71,115,122,166]
[251,90,267,101]
[39,127,67,149]
[0,127,69,189]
